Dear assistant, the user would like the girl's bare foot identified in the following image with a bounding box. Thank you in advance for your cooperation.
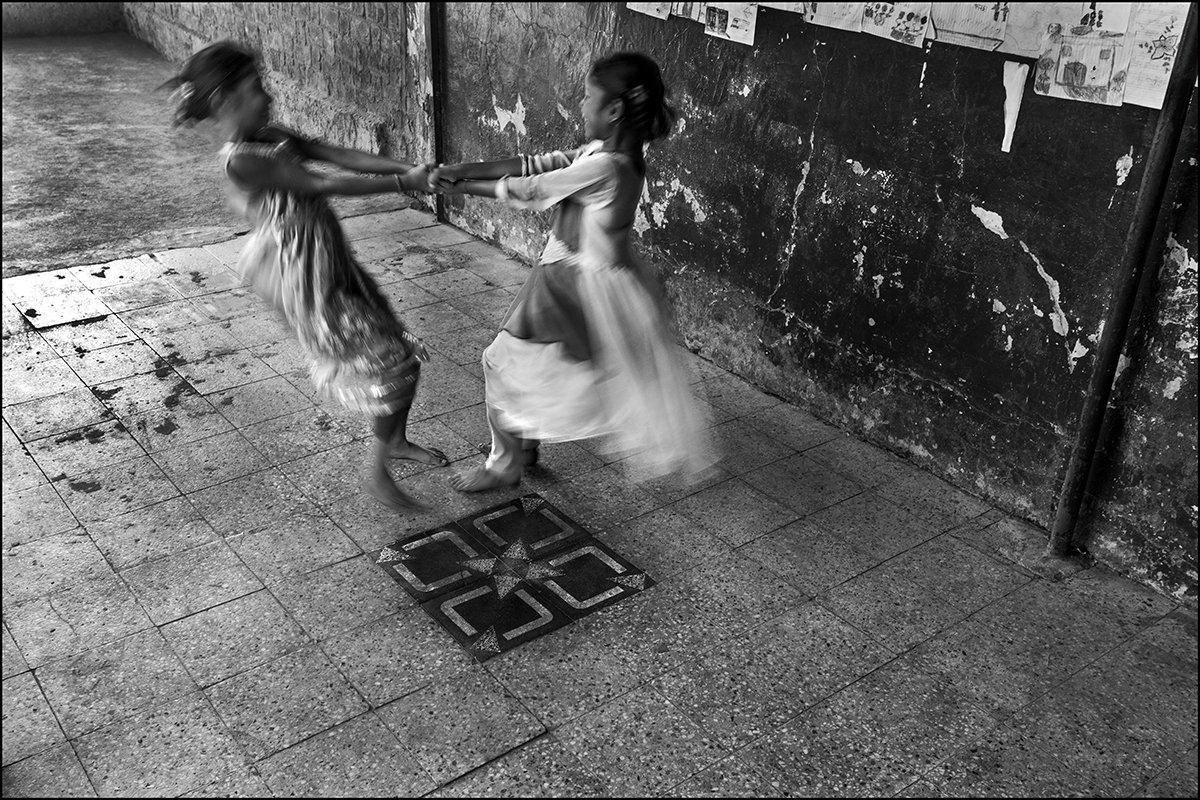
[365,472,424,509]
[390,441,449,466]
[450,465,520,493]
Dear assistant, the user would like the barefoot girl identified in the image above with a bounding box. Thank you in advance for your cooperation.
[162,42,446,508]
[432,52,710,491]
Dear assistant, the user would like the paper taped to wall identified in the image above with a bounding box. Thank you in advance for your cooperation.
[704,2,758,45]
[804,2,863,32]
[931,2,1010,50]
[1002,60,1029,152]
[1033,8,1134,106]
[861,2,933,48]
[670,2,709,21]
[1123,2,1191,108]
[627,2,672,19]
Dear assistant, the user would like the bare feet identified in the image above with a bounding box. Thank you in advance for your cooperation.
[365,472,424,509]
[450,465,520,493]
[390,441,449,467]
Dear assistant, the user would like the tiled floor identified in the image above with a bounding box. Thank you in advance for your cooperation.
[2,207,1196,798]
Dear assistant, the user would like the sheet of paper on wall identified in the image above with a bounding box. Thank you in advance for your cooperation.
[1123,2,1191,108]
[704,3,758,45]
[861,2,933,48]
[1033,13,1134,106]
[670,2,709,22]
[804,2,863,32]
[999,3,1132,57]
[758,2,808,12]
[931,3,1010,50]
[627,2,673,19]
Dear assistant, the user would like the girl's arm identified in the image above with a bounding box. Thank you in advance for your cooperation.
[434,148,584,187]
[228,153,429,197]
[441,155,613,212]
[264,126,421,174]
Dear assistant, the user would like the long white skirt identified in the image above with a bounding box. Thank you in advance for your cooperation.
[483,259,712,481]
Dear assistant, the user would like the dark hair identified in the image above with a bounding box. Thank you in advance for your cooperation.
[589,52,676,143]
[159,41,260,127]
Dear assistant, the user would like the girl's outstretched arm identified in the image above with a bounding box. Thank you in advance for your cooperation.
[264,126,421,174]
[228,153,429,197]
[433,148,584,189]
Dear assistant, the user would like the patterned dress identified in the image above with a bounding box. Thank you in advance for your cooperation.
[221,136,419,416]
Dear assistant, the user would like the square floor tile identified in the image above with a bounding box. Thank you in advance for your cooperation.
[376,665,545,785]
[557,684,729,797]
[162,589,308,687]
[174,349,277,395]
[256,711,435,797]
[271,555,414,640]
[52,455,179,522]
[205,645,368,760]
[94,279,185,313]
[320,609,474,707]
[3,574,152,669]
[150,430,271,493]
[456,494,589,559]
[17,289,111,329]
[122,393,236,453]
[2,388,115,442]
[68,256,162,290]
[422,579,572,663]
[38,315,138,357]
[743,454,865,517]
[0,484,78,548]
[36,628,196,738]
[121,539,263,625]
[2,672,64,767]
[0,741,96,798]
[3,357,86,406]
[2,421,47,493]
[140,321,245,364]
[2,529,111,603]
[73,692,246,797]
[3,626,30,680]
[27,419,147,480]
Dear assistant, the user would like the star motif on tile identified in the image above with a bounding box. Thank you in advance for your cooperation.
[462,557,498,575]
[520,495,545,515]
[470,626,501,654]
[376,545,410,564]
[610,573,648,590]
[523,561,563,581]
[494,574,522,599]
[501,541,530,561]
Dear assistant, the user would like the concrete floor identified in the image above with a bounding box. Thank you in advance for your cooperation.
[2,210,1198,798]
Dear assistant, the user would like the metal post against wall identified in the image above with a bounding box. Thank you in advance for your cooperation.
[1047,6,1199,558]
[426,0,449,223]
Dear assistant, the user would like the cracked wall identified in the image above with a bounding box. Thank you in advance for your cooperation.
[438,4,1194,599]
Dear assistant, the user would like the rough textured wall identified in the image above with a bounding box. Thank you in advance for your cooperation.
[438,4,1193,594]
[121,1,435,192]
[2,2,124,37]
[1086,93,1198,600]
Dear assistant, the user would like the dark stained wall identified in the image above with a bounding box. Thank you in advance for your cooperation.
[2,2,124,37]
[436,3,1194,599]
[1086,97,1198,599]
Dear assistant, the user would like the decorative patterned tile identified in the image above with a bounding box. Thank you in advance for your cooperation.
[455,495,589,559]
[375,524,501,603]
[422,577,571,663]
[536,538,655,620]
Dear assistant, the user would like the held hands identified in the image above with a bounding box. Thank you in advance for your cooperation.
[427,164,463,195]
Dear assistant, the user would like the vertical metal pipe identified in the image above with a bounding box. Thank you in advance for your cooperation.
[427,0,449,223]
[1048,6,1199,556]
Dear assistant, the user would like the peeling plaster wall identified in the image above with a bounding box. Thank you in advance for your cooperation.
[121,1,435,207]
[1087,94,1198,602]
[439,4,1193,593]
